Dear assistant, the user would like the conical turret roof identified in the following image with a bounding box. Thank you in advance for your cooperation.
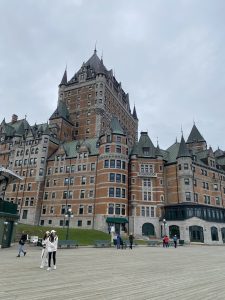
[59,69,67,86]
[187,124,205,144]
[177,135,191,158]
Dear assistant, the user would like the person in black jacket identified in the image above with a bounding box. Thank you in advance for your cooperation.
[17,231,27,257]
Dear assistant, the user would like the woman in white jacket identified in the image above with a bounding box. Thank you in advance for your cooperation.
[40,231,50,269]
[47,230,58,271]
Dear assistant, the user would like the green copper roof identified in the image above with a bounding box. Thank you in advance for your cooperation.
[187,124,205,144]
[49,138,99,159]
[165,142,180,163]
[49,101,71,123]
[131,132,156,158]
[110,117,124,135]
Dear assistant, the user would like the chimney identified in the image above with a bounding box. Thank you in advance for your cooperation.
[11,114,18,123]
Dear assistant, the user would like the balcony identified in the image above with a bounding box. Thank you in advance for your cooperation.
[138,171,157,178]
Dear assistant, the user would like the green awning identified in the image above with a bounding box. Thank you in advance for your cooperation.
[106,217,128,224]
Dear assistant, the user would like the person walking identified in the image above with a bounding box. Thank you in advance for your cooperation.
[40,231,50,269]
[47,230,58,271]
[116,233,121,249]
[173,235,178,248]
[17,231,27,257]
[129,233,134,249]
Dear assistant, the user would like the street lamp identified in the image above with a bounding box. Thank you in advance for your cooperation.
[65,208,73,240]
[162,218,167,236]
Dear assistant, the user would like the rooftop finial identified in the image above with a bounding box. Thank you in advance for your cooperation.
[181,125,183,136]
[101,49,103,61]
[94,41,97,54]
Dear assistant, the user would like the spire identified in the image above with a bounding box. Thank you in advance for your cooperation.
[187,124,205,144]
[155,142,163,158]
[132,105,138,120]
[177,135,191,159]
[59,68,67,86]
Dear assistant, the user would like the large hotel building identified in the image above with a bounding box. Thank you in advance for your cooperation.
[1,50,225,244]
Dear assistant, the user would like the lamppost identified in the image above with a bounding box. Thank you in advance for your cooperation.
[65,208,73,240]
[162,218,167,236]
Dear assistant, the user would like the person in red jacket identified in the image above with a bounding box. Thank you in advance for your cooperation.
[163,235,169,248]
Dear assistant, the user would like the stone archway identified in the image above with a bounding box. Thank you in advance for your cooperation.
[211,226,219,241]
[169,225,180,239]
[189,226,204,243]
[142,223,155,236]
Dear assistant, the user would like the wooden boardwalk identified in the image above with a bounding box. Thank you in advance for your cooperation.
[0,244,225,299]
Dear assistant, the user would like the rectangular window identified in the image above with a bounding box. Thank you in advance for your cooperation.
[185,192,191,201]
[108,203,114,214]
[52,192,56,199]
[214,184,218,191]
[79,205,84,214]
[39,168,44,176]
[194,193,198,203]
[115,204,120,215]
[184,163,188,170]
[81,176,86,185]
[116,145,121,153]
[109,188,114,197]
[88,206,93,214]
[105,145,110,153]
[91,163,95,171]
[22,210,28,219]
[109,173,115,182]
[184,178,190,185]
[78,220,82,227]
[116,174,121,183]
[151,207,155,217]
[90,176,95,184]
[104,160,109,168]
[110,160,115,168]
[116,188,121,198]
[80,190,85,199]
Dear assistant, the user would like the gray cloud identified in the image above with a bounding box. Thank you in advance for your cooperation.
[0,0,225,150]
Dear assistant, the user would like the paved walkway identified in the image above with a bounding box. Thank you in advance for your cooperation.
[0,244,225,299]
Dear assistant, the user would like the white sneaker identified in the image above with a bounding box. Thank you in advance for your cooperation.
[53,265,56,270]
[40,266,44,269]
[47,267,51,271]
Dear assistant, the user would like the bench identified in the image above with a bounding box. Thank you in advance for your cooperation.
[94,240,111,248]
[147,240,161,247]
[58,240,79,248]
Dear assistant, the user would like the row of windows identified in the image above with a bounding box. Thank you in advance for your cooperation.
[109,173,126,183]
[42,204,93,215]
[179,164,225,181]
[43,190,95,200]
[185,192,221,205]
[40,219,91,227]
[186,178,225,192]
[141,206,155,217]
[46,176,95,187]
[104,160,126,169]
[108,203,126,215]
[109,187,126,198]
[47,163,96,175]
[12,183,32,192]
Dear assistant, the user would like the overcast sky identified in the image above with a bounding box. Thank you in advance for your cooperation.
[1,0,225,150]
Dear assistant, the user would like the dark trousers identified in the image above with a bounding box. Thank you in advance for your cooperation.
[48,251,56,267]
[174,241,177,248]
[129,241,133,249]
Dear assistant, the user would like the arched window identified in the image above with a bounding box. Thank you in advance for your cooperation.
[211,226,219,241]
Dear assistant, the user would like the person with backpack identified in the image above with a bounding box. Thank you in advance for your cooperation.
[40,231,50,269]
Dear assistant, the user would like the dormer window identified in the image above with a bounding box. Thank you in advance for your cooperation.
[143,147,149,155]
